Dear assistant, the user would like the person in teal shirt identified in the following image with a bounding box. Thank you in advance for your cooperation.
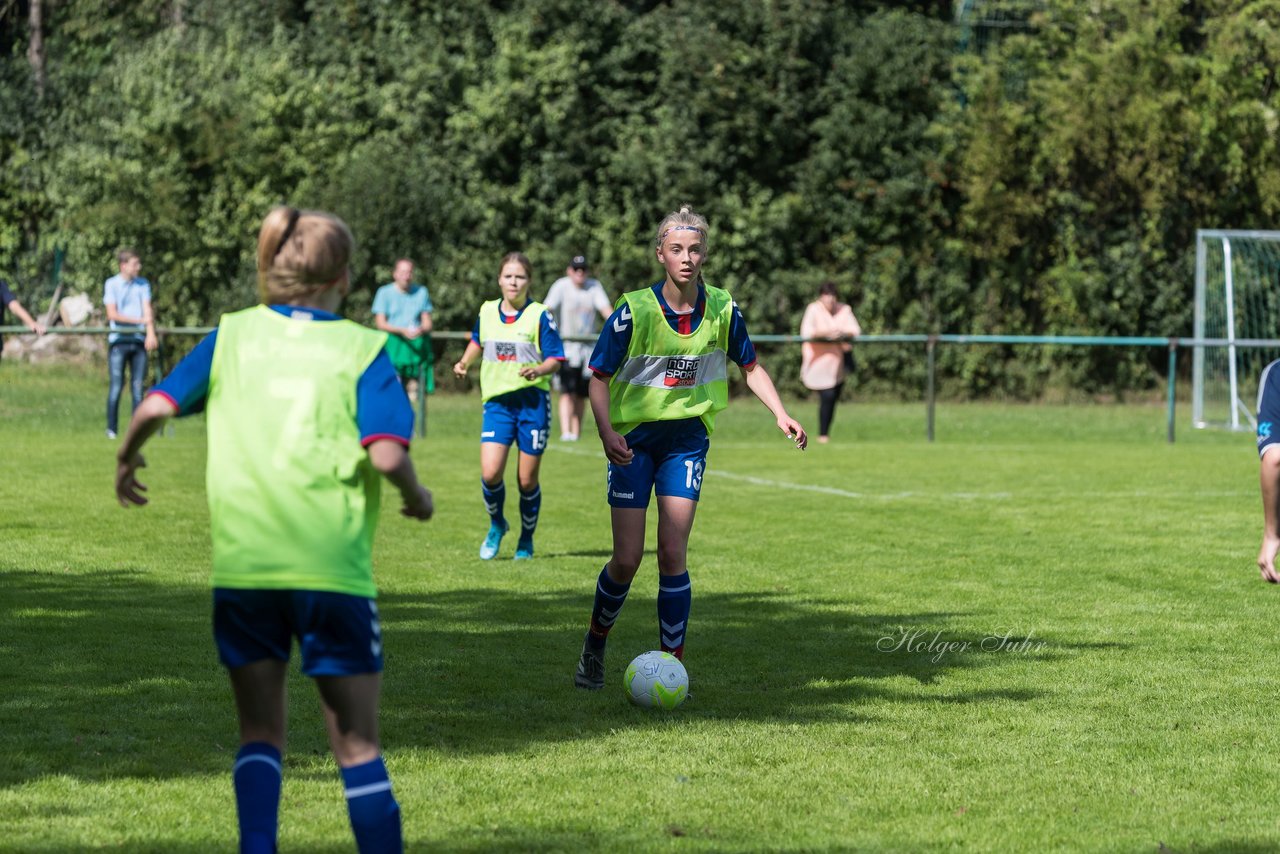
[114,206,433,854]
[372,258,434,398]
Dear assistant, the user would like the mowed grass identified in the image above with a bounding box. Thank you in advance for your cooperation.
[1,360,1275,852]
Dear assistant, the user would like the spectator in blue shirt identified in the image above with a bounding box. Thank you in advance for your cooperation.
[372,258,434,399]
[0,279,46,360]
[103,249,157,439]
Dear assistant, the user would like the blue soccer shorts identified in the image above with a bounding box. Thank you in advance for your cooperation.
[606,418,710,509]
[213,588,384,676]
[481,388,551,455]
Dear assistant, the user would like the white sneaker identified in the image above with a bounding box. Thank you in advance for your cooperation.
[106,429,118,439]
[560,433,578,442]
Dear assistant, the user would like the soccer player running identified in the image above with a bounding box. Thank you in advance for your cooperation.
[453,252,565,560]
[573,204,807,690]
[114,206,433,854]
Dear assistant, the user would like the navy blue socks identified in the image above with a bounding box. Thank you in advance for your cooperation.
[233,742,282,854]
[341,756,402,854]
[587,564,631,652]
[658,571,691,660]
[518,485,541,542]
[233,744,402,853]
[481,479,506,527]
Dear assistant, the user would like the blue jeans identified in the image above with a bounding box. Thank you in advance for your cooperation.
[107,339,148,433]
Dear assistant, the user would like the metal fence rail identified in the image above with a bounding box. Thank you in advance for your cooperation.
[6,326,1279,443]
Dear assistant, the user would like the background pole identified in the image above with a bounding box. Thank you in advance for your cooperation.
[926,335,937,443]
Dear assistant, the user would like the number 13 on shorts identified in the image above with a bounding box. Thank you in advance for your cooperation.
[684,459,704,490]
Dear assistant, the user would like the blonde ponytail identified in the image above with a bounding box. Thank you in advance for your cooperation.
[256,206,354,304]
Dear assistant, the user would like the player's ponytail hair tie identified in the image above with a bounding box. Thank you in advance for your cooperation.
[256,206,354,305]
[273,208,301,259]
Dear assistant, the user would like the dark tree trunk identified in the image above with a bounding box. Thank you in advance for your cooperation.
[27,0,45,99]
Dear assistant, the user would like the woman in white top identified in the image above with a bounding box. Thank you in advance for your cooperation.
[800,281,861,443]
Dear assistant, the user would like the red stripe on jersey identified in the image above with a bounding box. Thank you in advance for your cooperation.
[147,389,180,411]
[362,433,411,448]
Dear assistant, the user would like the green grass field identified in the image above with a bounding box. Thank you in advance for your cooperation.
[1,361,1274,852]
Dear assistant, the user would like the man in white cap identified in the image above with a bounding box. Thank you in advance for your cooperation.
[543,255,612,440]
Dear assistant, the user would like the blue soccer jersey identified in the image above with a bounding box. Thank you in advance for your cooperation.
[589,282,757,508]
[589,282,757,379]
[471,302,564,455]
[150,305,414,446]
[470,303,566,358]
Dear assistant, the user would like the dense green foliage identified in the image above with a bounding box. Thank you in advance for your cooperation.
[2,0,1279,395]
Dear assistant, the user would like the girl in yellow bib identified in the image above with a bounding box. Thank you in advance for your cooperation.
[453,252,566,560]
[573,204,807,690]
[114,207,433,853]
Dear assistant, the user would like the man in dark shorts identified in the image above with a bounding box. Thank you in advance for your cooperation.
[542,255,612,440]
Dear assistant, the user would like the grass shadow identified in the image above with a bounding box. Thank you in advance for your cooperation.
[378,585,1113,754]
[0,569,1117,787]
[0,569,225,787]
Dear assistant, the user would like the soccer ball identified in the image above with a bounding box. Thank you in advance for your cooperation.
[624,651,688,709]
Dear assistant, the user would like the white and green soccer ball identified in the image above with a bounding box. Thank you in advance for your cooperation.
[624,651,688,709]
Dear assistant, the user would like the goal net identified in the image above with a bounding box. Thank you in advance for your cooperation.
[1193,229,1280,430]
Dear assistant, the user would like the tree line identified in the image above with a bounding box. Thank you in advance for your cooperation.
[2,0,1278,396]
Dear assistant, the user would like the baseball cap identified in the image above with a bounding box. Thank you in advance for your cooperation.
[570,255,588,269]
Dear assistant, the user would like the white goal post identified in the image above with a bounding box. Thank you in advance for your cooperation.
[1193,229,1280,431]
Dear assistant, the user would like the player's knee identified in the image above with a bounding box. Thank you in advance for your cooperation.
[655,544,687,574]
[331,737,381,769]
[609,554,643,581]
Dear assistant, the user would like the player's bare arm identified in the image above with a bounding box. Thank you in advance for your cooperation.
[743,362,807,450]
[115,394,179,507]
[519,357,560,381]
[453,340,482,378]
[367,440,433,521]
[589,373,633,465]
